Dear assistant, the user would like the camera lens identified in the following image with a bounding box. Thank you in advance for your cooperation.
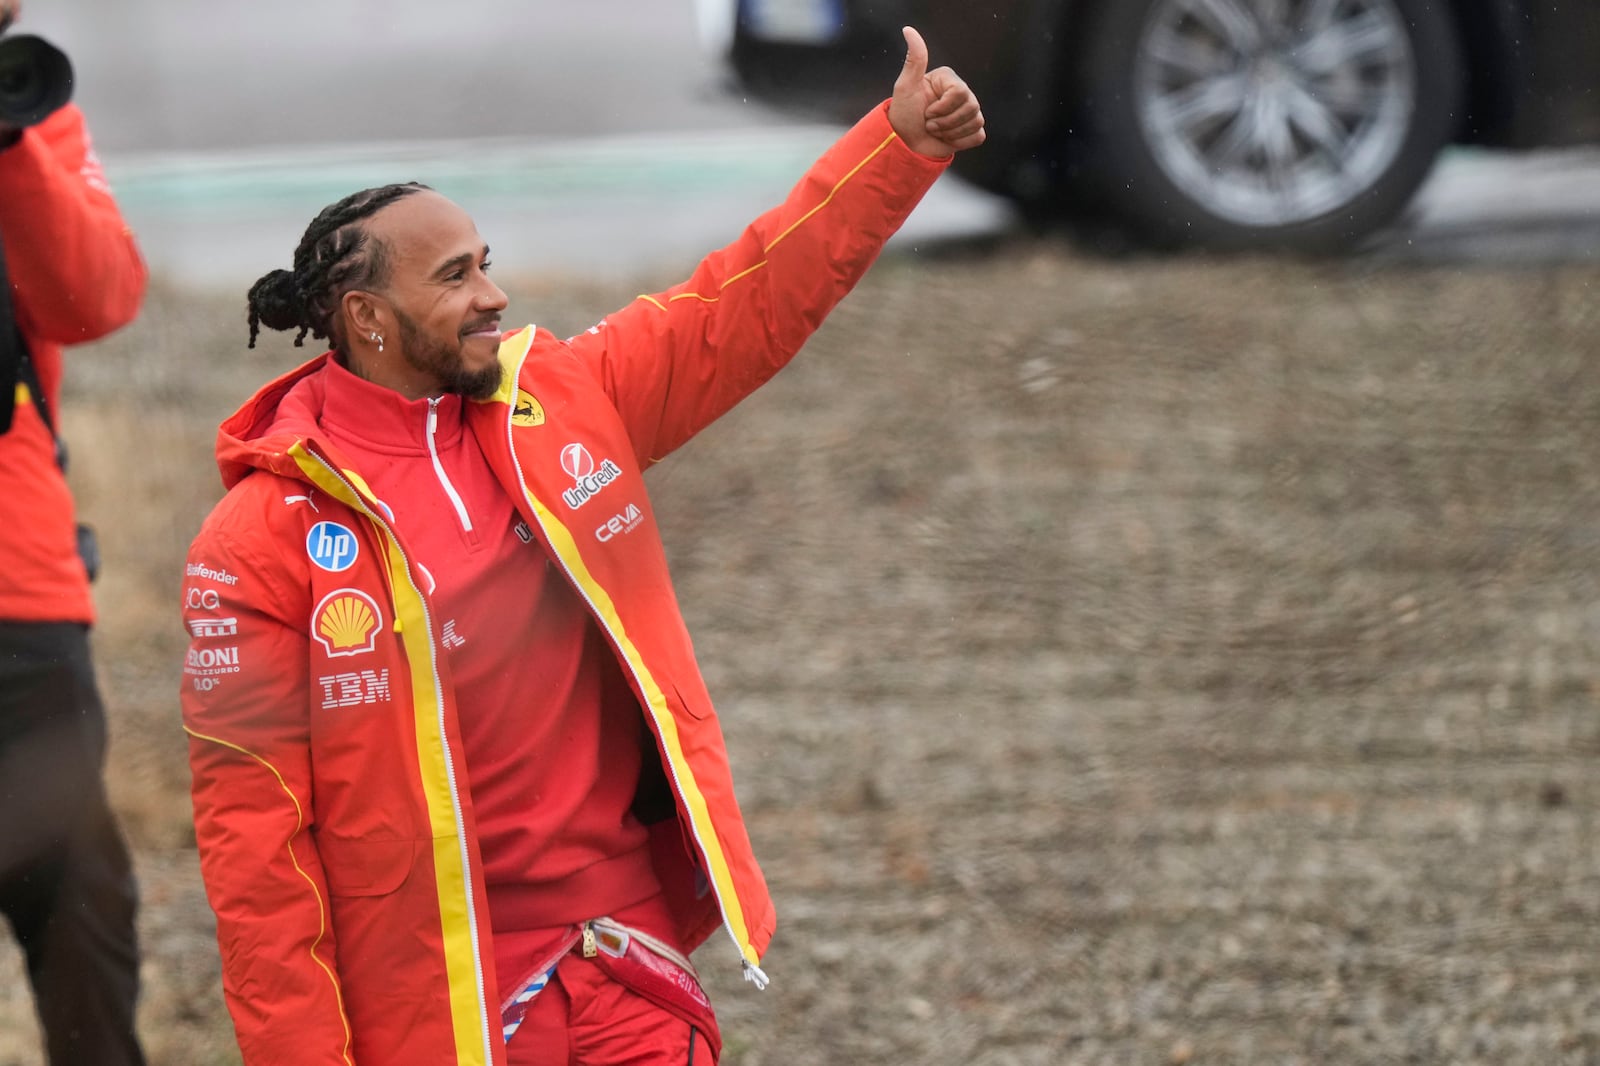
[0,35,73,128]
[0,54,42,97]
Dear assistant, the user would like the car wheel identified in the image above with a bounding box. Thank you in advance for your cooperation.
[1076,0,1465,251]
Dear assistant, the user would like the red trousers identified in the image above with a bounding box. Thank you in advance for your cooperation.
[506,952,719,1065]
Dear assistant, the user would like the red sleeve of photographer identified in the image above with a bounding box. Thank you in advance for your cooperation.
[0,103,147,398]
[0,102,145,623]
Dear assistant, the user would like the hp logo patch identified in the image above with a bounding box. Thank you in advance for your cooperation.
[306,521,359,572]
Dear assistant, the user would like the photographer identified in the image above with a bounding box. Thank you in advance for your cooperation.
[0,1,148,1062]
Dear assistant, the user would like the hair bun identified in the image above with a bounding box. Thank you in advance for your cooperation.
[246,268,305,333]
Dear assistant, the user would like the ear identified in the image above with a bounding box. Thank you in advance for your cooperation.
[341,289,390,346]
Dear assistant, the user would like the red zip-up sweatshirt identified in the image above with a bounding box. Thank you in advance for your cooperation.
[0,105,146,622]
[294,362,666,959]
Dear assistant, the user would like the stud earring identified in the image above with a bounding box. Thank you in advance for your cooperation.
[370,332,384,352]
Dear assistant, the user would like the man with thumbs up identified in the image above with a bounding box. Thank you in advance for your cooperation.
[180,26,981,1066]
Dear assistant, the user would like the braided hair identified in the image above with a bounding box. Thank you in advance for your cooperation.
[245,182,432,351]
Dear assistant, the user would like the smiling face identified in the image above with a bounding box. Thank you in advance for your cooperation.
[344,190,509,401]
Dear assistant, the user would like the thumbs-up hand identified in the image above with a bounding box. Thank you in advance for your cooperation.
[888,26,986,158]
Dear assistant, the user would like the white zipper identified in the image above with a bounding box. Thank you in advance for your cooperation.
[427,398,474,533]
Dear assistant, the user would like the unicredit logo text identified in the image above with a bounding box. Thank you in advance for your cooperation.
[560,443,596,479]
[559,443,622,509]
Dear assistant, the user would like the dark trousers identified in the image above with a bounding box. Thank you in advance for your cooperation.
[0,622,146,1066]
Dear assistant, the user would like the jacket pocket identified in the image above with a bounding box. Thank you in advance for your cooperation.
[318,837,418,898]
[670,682,712,722]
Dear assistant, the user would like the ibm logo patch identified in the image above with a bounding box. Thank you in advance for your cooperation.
[318,669,392,709]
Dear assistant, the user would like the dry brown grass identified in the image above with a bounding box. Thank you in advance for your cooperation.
[2,239,1596,1064]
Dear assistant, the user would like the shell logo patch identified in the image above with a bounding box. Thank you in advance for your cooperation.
[512,389,546,427]
[313,589,382,658]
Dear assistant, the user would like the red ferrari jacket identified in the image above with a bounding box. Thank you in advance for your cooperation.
[0,104,147,622]
[180,103,947,1066]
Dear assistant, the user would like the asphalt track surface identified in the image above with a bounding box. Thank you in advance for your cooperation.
[19,0,1600,285]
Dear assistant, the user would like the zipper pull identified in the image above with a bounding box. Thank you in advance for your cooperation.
[427,398,439,436]
[581,922,597,959]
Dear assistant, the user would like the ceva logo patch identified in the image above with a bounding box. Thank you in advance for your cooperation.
[307,521,359,572]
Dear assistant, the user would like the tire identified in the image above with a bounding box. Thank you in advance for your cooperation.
[1075,0,1465,251]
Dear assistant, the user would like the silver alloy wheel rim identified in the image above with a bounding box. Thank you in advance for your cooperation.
[1133,0,1417,228]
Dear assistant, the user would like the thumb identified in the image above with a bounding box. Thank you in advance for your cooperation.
[897,25,929,89]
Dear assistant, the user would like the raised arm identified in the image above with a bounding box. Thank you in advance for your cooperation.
[567,26,984,464]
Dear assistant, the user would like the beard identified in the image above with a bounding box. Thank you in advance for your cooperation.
[395,310,503,401]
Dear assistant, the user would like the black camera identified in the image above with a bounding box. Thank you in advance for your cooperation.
[0,29,72,128]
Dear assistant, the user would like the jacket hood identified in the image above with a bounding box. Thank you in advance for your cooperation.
[215,353,335,489]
